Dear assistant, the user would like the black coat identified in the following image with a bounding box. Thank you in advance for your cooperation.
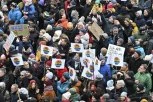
[125,78,136,96]
[128,57,144,74]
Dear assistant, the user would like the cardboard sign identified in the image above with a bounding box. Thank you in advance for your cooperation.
[41,45,53,56]
[3,31,16,51]
[88,22,104,41]
[51,59,65,69]
[9,24,29,36]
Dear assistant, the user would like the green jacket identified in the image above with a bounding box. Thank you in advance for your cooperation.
[134,72,152,93]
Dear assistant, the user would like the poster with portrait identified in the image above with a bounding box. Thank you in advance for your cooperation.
[106,44,125,66]
[41,45,53,56]
[71,43,84,53]
[69,68,76,81]
[80,57,93,67]
[11,55,24,66]
[51,59,65,69]
[82,49,95,59]
[81,67,94,80]
[94,58,101,71]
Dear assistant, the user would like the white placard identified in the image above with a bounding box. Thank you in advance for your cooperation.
[3,31,16,51]
[82,49,95,59]
[69,68,76,81]
[11,55,24,66]
[71,43,84,53]
[41,45,53,56]
[51,59,65,69]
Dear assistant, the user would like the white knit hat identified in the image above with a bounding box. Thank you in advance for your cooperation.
[106,80,114,90]
[121,92,127,97]
[45,72,53,79]
[136,10,142,16]
[43,33,52,41]
[0,82,5,89]
[46,24,52,31]
[19,88,29,97]
[62,92,71,100]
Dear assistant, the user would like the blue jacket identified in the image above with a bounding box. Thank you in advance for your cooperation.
[99,64,112,82]
[8,7,22,24]
[23,4,36,19]
[57,80,70,100]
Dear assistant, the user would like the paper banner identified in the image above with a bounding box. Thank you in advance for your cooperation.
[69,68,76,81]
[11,55,24,66]
[94,58,101,71]
[9,24,29,36]
[82,49,95,59]
[80,57,93,67]
[71,43,84,53]
[106,44,125,66]
[3,31,16,51]
[51,59,65,69]
[41,45,53,56]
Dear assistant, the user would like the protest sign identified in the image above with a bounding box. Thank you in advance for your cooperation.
[106,44,125,66]
[11,54,24,66]
[51,59,65,69]
[88,22,104,41]
[3,31,16,51]
[80,57,93,67]
[69,68,76,81]
[81,67,94,80]
[71,43,84,53]
[41,45,53,56]
[9,24,29,36]
[82,49,95,59]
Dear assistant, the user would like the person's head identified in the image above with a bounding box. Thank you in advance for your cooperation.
[86,0,92,5]
[124,19,130,26]
[120,62,128,72]
[10,2,17,9]
[138,64,147,73]
[26,69,33,78]
[133,50,141,59]
[79,29,87,36]
[11,84,18,93]
[116,80,125,89]
[0,68,6,80]
[61,72,70,82]
[101,47,107,56]
[45,72,53,81]
[29,80,37,89]
[20,70,27,79]
[39,29,46,38]
[73,53,80,62]
[22,36,28,42]
[135,10,142,17]
[29,24,35,33]
[108,16,115,23]
[117,38,124,46]
[112,27,119,35]
[45,61,52,69]
[0,82,6,92]
[23,62,30,69]
[144,9,150,17]
[90,82,96,91]
[125,71,134,79]
[60,37,69,46]
[77,22,85,30]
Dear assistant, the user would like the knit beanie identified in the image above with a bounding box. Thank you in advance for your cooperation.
[45,72,53,79]
[63,72,70,80]
[106,80,114,90]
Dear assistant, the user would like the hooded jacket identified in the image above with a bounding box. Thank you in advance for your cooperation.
[8,7,22,23]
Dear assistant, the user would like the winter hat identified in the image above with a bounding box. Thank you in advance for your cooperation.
[45,72,53,80]
[62,92,71,100]
[43,33,52,41]
[63,72,70,80]
[127,71,134,78]
[135,50,141,56]
[53,30,62,42]
[19,88,29,97]
[67,22,73,30]
[137,84,145,91]
[106,80,114,90]
[0,54,6,60]
[30,80,36,84]
[2,5,8,11]
[107,3,113,9]
[29,53,35,58]
[116,80,125,87]
[24,0,33,6]
[46,24,52,31]
[136,10,142,16]
[0,82,5,91]
[120,92,127,97]
[46,60,52,67]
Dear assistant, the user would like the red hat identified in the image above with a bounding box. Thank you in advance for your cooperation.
[107,3,113,9]
[46,60,52,66]
[30,80,36,84]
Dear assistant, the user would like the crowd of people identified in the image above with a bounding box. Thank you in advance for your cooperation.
[0,0,153,101]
